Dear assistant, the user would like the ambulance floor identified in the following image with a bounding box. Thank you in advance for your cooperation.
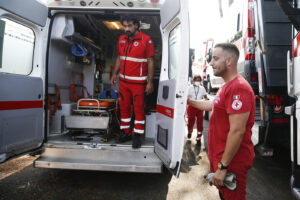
[47,132,155,147]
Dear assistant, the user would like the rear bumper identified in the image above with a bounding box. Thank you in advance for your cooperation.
[34,143,163,173]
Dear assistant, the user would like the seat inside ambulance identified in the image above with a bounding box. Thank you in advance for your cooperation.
[47,12,162,146]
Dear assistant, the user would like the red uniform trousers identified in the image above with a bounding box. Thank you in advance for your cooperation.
[210,159,252,200]
[187,105,204,134]
[118,80,145,135]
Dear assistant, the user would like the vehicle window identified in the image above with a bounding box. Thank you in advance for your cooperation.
[0,18,35,75]
[168,24,181,80]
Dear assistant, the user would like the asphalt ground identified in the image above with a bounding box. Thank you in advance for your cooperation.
[0,119,294,200]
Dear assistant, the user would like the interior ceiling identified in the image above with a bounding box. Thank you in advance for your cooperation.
[73,14,161,47]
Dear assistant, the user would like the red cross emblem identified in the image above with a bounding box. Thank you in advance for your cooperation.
[232,100,242,110]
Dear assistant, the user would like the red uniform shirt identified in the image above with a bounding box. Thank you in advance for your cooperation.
[208,76,255,164]
[117,31,155,84]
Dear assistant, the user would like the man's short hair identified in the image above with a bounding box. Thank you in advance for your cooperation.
[193,75,202,81]
[121,15,140,29]
[214,43,240,61]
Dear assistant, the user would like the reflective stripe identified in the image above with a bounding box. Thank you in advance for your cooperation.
[196,137,201,140]
[120,74,147,81]
[120,56,147,63]
[134,128,144,134]
[121,118,131,122]
[135,120,145,124]
[120,125,130,129]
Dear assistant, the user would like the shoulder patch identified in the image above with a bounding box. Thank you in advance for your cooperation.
[232,100,242,110]
[233,95,240,100]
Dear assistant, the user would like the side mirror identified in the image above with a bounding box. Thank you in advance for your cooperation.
[206,49,212,63]
[189,49,194,78]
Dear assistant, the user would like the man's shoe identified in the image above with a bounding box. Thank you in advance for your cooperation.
[132,134,142,148]
[118,131,132,143]
[187,133,192,139]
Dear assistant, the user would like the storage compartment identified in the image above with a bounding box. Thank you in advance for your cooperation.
[47,12,162,147]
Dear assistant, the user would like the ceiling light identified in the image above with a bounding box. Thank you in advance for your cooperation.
[103,21,124,30]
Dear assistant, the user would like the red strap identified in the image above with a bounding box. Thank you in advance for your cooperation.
[69,83,78,102]
[48,84,61,124]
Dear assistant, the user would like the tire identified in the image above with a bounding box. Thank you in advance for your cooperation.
[207,81,212,94]
[204,111,209,120]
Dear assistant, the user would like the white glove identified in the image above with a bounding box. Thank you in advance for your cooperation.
[204,172,237,191]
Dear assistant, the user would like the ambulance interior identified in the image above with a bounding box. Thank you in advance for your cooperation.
[47,12,162,146]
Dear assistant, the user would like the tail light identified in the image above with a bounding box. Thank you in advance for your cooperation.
[245,0,255,60]
[251,72,256,82]
[203,66,207,79]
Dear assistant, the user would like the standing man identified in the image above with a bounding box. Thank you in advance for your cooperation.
[187,75,208,146]
[188,43,255,200]
[111,15,155,148]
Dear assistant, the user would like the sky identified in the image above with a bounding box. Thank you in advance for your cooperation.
[188,0,222,63]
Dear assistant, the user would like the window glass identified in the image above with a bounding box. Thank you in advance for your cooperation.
[168,24,181,79]
[0,18,35,75]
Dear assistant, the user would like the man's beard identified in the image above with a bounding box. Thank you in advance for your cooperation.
[126,31,134,37]
[213,64,227,77]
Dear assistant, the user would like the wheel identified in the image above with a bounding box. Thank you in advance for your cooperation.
[204,111,209,120]
[207,81,212,94]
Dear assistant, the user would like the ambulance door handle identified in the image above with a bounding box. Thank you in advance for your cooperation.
[162,86,169,99]
[176,94,182,98]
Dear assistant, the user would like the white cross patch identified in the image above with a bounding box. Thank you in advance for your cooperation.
[232,100,242,110]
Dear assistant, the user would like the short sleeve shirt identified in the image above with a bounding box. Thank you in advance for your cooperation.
[208,76,255,164]
[188,85,207,100]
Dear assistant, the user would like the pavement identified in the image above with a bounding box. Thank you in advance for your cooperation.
[0,119,294,200]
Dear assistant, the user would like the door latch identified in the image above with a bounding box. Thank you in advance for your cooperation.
[176,94,182,98]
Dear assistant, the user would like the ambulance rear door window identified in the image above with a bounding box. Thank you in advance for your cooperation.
[0,18,35,75]
[168,24,181,80]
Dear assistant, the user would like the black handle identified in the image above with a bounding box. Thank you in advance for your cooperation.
[176,94,182,98]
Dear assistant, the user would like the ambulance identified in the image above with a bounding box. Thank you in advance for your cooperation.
[0,0,190,177]
[277,0,300,198]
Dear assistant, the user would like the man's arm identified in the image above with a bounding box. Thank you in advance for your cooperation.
[145,56,154,95]
[187,98,213,111]
[110,55,121,86]
[212,112,250,186]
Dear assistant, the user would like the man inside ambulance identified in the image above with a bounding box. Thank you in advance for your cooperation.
[110,15,155,148]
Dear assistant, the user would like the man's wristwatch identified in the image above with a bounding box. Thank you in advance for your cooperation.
[217,161,228,170]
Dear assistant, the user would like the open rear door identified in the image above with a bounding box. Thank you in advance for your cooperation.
[0,0,48,163]
[155,0,189,177]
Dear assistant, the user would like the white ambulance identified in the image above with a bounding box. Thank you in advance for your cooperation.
[0,0,190,177]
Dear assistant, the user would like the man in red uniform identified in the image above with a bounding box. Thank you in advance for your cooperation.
[188,43,255,200]
[187,75,208,146]
[111,15,155,148]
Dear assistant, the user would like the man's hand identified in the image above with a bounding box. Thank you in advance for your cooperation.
[187,97,191,105]
[212,169,227,187]
[110,74,117,86]
[145,81,154,95]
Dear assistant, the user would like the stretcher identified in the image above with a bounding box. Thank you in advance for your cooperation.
[65,99,118,141]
